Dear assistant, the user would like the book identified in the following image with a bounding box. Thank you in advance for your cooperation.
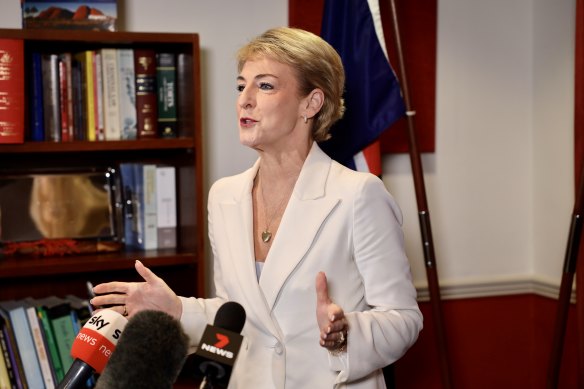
[177,52,194,138]
[156,53,177,138]
[74,50,96,142]
[101,48,121,141]
[35,303,64,383]
[0,346,10,389]
[0,300,44,389]
[38,297,75,373]
[58,53,74,142]
[119,162,137,248]
[0,312,21,389]
[21,1,118,32]
[0,39,25,144]
[117,48,137,140]
[156,166,177,249]
[29,52,45,142]
[134,49,157,139]
[41,53,61,142]
[71,58,85,141]
[94,50,105,141]
[23,300,55,389]
[134,163,157,250]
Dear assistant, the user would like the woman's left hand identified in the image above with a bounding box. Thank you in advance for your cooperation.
[315,271,348,351]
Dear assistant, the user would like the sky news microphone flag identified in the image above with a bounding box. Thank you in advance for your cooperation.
[319,0,405,174]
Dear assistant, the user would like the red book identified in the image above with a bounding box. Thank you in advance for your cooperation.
[0,39,24,144]
[134,49,158,139]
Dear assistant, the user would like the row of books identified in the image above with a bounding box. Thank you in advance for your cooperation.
[29,47,180,143]
[0,295,92,389]
[119,163,178,251]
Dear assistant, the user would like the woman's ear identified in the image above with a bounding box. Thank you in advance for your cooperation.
[305,88,324,118]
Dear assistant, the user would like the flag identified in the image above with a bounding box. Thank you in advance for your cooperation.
[318,0,405,174]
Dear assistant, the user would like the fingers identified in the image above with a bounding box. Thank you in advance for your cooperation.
[135,260,158,283]
[315,271,331,305]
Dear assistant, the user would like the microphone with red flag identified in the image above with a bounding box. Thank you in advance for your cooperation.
[194,301,246,389]
[57,309,128,389]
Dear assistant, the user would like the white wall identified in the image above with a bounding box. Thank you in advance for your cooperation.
[0,0,575,298]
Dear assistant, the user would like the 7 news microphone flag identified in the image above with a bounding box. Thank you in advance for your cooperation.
[319,0,405,174]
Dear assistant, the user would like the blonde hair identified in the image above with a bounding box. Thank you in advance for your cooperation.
[237,27,345,142]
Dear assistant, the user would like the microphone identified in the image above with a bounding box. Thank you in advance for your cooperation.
[95,309,189,389]
[57,309,128,389]
[194,301,246,389]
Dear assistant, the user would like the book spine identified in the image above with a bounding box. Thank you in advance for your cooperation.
[71,58,85,141]
[49,315,75,373]
[7,307,44,389]
[119,163,137,248]
[36,308,64,383]
[94,51,105,141]
[156,166,177,249]
[177,53,194,138]
[59,53,74,142]
[101,48,121,141]
[156,53,177,138]
[58,57,70,142]
[41,54,61,142]
[117,49,137,140]
[0,346,11,389]
[0,39,24,144]
[25,307,55,388]
[143,164,158,250]
[29,52,45,142]
[0,323,18,389]
[79,50,96,142]
[134,49,157,139]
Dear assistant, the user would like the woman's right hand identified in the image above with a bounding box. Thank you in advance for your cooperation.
[91,260,183,320]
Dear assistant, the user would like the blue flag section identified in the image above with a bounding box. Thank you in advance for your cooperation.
[319,0,405,170]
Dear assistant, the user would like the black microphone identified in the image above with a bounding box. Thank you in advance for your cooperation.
[57,309,128,389]
[194,301,246,389]
[95,310,189,389]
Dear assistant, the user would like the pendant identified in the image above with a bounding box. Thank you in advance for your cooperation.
[261,230,272,243]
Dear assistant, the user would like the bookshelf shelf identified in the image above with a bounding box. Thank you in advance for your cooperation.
[0,28,205,300]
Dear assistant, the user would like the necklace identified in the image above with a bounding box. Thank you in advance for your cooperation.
[258,179,292,243]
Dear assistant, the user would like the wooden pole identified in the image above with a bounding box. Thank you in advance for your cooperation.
[548,0,584,387]
[386,1,453,388]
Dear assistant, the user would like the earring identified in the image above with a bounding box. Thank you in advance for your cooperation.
[303,114,308,124]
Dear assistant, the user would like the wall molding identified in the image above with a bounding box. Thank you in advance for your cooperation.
[415,275,577,302]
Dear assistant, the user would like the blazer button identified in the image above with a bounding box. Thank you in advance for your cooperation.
[274,342,283,355]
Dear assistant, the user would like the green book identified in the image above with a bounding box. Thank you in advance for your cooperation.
[156,52,177,138]
[36,305,64,382]
[38,297,75,373]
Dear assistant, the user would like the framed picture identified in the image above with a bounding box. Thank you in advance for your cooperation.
[21,0,117,32]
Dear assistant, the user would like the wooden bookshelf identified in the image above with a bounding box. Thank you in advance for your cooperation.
[0,28,205,300]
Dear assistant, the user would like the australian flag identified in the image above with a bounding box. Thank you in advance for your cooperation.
[319,0,405,173]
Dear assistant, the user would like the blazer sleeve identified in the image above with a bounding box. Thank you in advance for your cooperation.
[335,175,423,383]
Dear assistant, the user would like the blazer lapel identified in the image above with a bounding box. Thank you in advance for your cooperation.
[259,144,340,310]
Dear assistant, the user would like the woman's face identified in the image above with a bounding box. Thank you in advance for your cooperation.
[236,57,308,151]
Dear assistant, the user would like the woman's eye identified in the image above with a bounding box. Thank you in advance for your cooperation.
[236,84,245,92]
[259,82,274,90]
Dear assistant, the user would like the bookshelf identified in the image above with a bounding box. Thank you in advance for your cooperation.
[0,28,205,301]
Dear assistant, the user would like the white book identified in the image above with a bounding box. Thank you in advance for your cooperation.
[25,302,56,389]
[101,48,121,141]
[134,164,157,250]
[94,51,105,141]
[156,166,177,249]
[117,48,137,140]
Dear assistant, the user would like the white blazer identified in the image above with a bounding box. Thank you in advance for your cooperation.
[180,143,422,388]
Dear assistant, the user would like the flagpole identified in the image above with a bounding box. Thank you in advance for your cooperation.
[386,1,454,388]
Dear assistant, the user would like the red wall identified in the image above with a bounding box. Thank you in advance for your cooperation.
[394,295,579,388]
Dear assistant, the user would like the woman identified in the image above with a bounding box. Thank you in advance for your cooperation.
[93,27,422,388]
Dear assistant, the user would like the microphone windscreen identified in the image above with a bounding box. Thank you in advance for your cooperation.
[214,301,246,333]
[95,310,189,389]
[71,309,128,374]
